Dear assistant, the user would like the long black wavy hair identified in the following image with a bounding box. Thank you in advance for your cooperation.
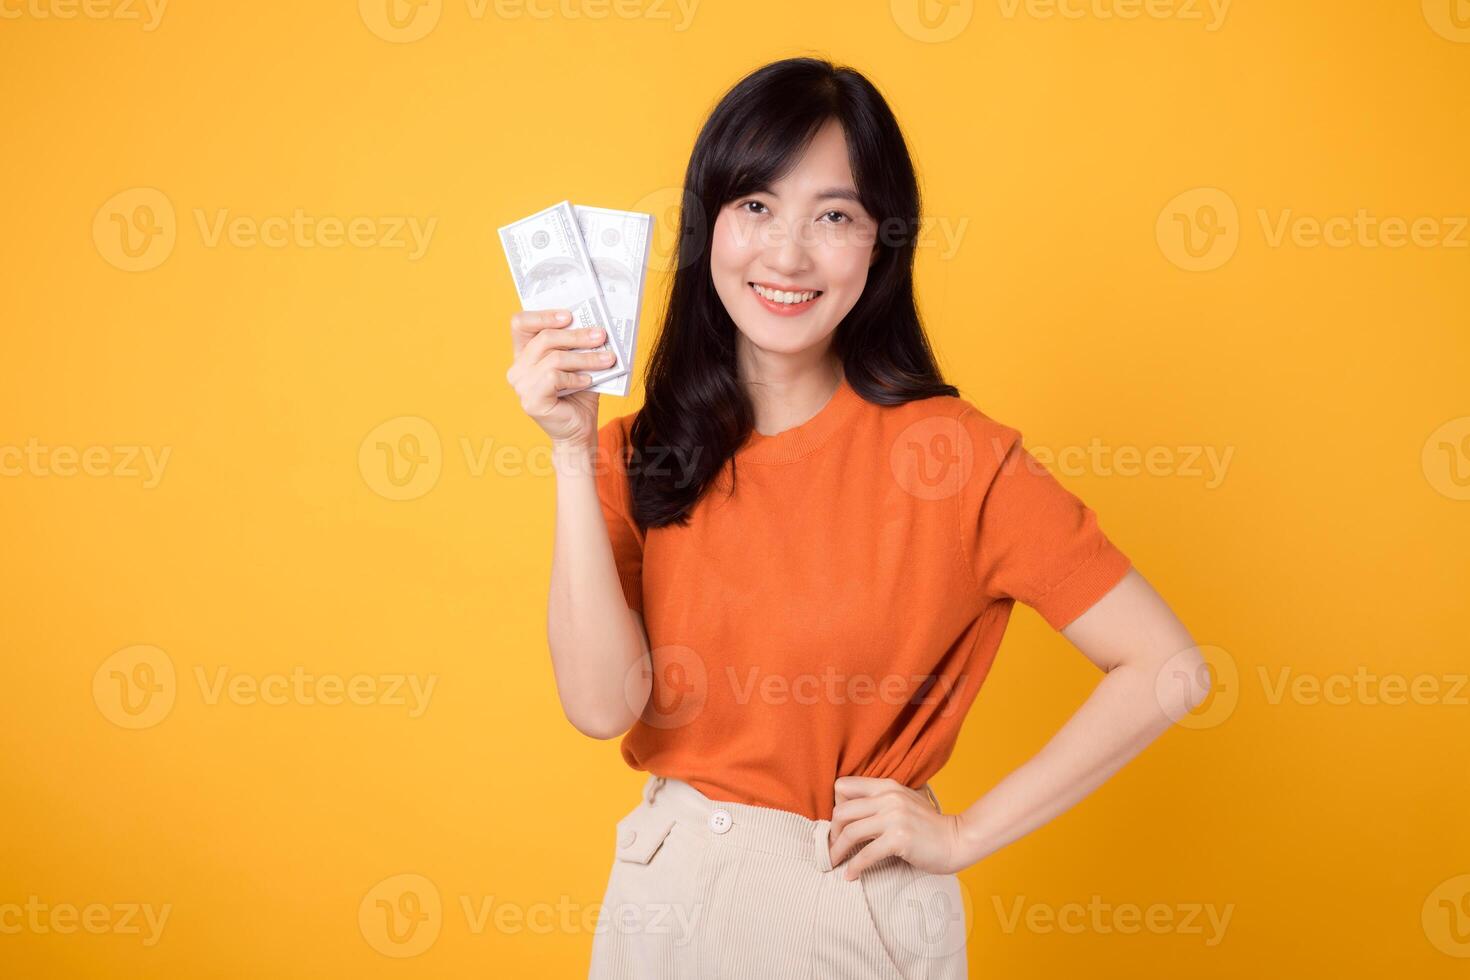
[627,57,958,529]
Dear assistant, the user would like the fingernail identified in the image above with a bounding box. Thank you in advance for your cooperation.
[591,328,604,339]
[556,312,571,323]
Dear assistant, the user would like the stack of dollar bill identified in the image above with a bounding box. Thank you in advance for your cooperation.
[498,200,653,397]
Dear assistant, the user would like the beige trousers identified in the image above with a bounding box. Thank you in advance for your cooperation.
[588,774,969,979]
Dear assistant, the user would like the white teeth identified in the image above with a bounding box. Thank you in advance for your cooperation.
[752,284,818,304]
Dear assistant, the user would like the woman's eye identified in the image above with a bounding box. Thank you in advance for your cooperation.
[739,200,768,215]
[821,210,851,224]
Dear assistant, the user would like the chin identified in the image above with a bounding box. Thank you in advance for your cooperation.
[733,321,828,355]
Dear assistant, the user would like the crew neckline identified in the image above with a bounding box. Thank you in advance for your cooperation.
[737,369,863,465]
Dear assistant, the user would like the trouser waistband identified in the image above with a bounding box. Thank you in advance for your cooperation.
[638,775,941,874]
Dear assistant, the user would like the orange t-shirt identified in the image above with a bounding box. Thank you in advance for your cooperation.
[594,373,1132,821]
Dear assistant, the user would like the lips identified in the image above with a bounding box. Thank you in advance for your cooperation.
[748,282,822,315]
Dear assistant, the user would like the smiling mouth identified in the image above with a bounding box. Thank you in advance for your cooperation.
[748,282,823,309]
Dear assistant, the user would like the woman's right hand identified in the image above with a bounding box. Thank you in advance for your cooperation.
[506,309,616,450]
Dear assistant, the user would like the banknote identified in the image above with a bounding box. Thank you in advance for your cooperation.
[498,200,629,396]
[572,205,653,397]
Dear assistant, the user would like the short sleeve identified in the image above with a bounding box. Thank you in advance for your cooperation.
[957,406,1132,630]
[595,414,646,614]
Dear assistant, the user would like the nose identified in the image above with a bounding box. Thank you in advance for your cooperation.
[762,217,813,277]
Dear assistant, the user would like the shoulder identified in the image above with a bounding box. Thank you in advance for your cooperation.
[866,389,1023,464]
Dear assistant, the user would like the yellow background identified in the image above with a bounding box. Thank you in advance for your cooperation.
[2,0,1468,976]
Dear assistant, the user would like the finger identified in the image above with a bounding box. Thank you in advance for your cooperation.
[827,797,882,853]
[540,356,600,397]
[548,349,618,373]
[538,324,607,352]
[552,370,595,393]
[834,776,900,805]
[510,309,573,356]
[520,360,591,417]
[844,832,900,881]
[829,813,886,869]
[518,326,605,377]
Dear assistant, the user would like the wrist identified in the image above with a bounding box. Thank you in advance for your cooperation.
[952,805,997,869]
[551,438,597,476]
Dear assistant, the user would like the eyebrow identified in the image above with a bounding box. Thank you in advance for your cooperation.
[749,183,864,206]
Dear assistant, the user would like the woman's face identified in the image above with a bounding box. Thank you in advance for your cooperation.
[709,118,878,361]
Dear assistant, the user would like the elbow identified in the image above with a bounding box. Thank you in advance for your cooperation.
[566,707,635,741]
[1190,657,1214,711]
[1169,646,1213,715]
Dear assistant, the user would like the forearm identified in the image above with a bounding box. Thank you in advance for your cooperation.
[546,440,649,738]
[953,653,1202,868]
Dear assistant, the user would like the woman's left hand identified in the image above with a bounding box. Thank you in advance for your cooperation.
[827,776,969,880]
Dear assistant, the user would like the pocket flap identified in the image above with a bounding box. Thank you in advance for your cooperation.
[613,808,677,864]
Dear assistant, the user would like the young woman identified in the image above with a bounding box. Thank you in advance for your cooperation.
[506,57,1207,979]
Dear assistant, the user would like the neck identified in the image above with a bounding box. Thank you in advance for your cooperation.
[738,348,845,437]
